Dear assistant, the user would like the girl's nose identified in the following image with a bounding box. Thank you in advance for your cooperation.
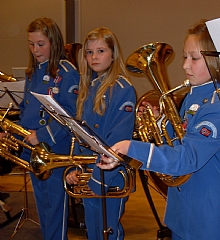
[92,53,97,60]
[183,58,189,70]
[33,44,39,53]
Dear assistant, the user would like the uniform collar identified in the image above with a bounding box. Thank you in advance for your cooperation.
[91,72,106,86]
[37,60,49,69]
[190,81,216,95]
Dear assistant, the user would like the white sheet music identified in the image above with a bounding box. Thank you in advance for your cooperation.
[31,91,120,161]
[206,18,220,52]
[31,91,69,117]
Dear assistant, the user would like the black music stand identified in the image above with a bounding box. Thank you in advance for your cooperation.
[10,169,40,238]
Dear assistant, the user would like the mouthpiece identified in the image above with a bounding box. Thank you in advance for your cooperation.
[182,79,190,87]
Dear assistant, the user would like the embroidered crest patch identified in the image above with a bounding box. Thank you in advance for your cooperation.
[195,121,217,138]
[119,101,135,112]
[200,127,211,137]
[68,85,79,95]
[124,105,133,112]
[73,88,78,95]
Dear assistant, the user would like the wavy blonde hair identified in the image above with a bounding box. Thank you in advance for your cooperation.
[76,27,129,119]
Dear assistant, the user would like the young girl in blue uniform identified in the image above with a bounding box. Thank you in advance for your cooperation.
[66,27,136,240]
[98,19,220,240]
[19,18,79,240]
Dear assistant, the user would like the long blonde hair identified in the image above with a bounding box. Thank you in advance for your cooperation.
[26,18,67,78]
[76,27,129,119]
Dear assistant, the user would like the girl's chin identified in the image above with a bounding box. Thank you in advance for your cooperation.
[36,57,49,63]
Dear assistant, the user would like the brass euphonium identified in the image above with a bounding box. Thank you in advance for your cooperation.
[126,42,190,187]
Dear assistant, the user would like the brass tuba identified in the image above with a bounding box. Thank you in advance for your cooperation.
[126,42,190,186]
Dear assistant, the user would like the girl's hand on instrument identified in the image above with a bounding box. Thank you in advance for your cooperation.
[97,140,131,170]
[66,170,97,195]
[25,130,39,145]
[138,101,159,118]
[66,170,81,185]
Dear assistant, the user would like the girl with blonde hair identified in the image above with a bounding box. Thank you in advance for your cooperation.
[66,27,136,240]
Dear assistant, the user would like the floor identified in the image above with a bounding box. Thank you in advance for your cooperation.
[0,166,170,240]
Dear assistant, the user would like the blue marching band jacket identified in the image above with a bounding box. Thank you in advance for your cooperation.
[127,81,220,240]
[19,60,79,157]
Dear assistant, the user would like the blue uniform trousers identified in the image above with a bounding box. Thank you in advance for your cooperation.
[30,168,68,240]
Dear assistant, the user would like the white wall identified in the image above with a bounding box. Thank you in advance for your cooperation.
[76,0,220,98]
[0,0,65,75]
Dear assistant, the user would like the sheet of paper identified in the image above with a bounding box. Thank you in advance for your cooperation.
[206,18,220,51]
[31,91,69,117]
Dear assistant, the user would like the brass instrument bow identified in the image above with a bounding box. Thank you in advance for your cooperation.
[126,42,190,187]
